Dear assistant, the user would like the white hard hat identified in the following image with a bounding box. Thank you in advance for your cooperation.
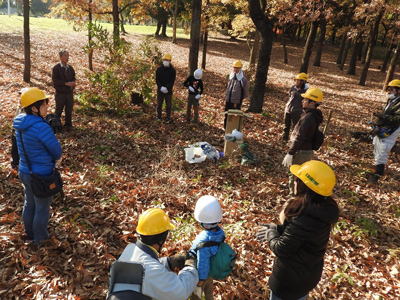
[194,195,223,223]
[232,129,244,140]
[194,69,203,80]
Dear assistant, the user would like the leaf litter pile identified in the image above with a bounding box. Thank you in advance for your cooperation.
[0,20,400,300]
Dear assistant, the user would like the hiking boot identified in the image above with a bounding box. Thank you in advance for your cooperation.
[368,174,380,184]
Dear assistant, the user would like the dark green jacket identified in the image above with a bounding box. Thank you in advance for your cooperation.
[376,95,400,127]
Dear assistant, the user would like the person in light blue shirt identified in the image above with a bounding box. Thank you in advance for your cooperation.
[188,196,225,300]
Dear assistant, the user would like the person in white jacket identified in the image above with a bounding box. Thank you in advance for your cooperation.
[107,208,199,300]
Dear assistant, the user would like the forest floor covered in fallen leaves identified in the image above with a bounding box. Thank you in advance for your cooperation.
[0,16,400,300]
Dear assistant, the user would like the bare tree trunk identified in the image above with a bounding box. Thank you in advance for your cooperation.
[248,0,274,113]
[88,0,93,71]
[112,0,119,45]
[347,39,361,75]
[161,19,167,37]
[381,30,396,73]
[188,0,202,75]
[120,13,127,34]
[249,32,260,70]
[336,32,347,64]
[331,26,336,45]
[313,16,326,67]
[359,10,383,86]
[172,0,178,44]
[340,39,351,71]
[23,0,30,83]
[297,24,302,41]
[300,21,318,73]
[202,30,208,69]
[282,26,288,64]
[383,38,400,89]
[155,20,161,36]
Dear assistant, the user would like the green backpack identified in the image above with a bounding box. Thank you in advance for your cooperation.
[196,240,237,280]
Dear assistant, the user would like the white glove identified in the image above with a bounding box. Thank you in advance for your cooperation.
[194,286,202,298]
[282,154,293,168]
[55,157,62,166]
[195,94,201,100]
[189,86,195,93]
[160,86,168,93]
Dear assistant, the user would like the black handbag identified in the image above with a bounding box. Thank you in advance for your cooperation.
[19,130,63,198]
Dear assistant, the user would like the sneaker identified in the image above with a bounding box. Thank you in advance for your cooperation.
[156,117,161,121]
[192,120,197,124]
[165,118,170,123]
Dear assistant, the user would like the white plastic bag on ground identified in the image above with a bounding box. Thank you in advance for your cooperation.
[184,142,220,163]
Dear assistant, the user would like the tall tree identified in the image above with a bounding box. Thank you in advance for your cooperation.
[384,37,400,88]
[189,0,202,75]
[359,7,384,86]
[300,21,318,73]
[23,0,30,82]
[247,0,274,113]
[313,16,326,66]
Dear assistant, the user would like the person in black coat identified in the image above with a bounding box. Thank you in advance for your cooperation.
[257,160,339,300]
[156,53,176,122]
[183,69,203,123]
[52,50,76,130]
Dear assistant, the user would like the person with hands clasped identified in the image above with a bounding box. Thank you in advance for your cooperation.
[224,60,249,129]
[282,88,324,195]
[13,88,62,246]
[156,53,176,122]
[107,208,199,300]
[187,196,225,300]
[52,50,76,131]
[368,79,400,183]
[256,160,339,300]
[282,73,309,141]
[184,69,204,124]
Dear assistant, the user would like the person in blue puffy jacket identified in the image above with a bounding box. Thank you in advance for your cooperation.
[13,87,62,245]
[187,195,225,300]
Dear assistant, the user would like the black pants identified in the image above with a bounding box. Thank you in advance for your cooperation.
[224,101,242,129]
[157,92,172,119]
[283,112,301,139]
[55,92,74,127]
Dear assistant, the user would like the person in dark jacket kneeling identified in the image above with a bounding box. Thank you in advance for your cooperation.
[256,160,339,300]
[13,88,62,246]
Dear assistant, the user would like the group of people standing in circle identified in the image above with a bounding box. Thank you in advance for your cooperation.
[11,47,400,300]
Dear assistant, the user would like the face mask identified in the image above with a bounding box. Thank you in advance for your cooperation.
[163,61,170,67]
[388,94,396,100]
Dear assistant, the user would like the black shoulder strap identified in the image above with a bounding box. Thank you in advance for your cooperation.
[196,241,221,251]
[18,130,33,174]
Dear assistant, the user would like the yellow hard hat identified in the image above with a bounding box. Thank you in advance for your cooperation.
[387,79,400,88]
[290,160,336,196]
[301,87,323,103]
[163,53,172,60]
[136,208,175,235]
[20,87,48,108]
[233,60,243,68]
[295,73,308,81]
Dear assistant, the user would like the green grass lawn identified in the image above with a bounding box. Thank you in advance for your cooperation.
[0,14,190,38]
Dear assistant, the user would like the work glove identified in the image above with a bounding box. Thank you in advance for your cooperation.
[282,154,293,168]
[256,224,277,243]
[184,256,197,269]
[189,86,195,93]
[373,112,384,118]
[160,86,168,93]
[195,94,201,100]
[169,254,186,271]
[55,158,62,167]
[194,286,202,298]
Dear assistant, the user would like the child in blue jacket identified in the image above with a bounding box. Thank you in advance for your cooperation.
[188,195,225,300]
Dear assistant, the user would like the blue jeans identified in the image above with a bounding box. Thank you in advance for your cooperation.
[270,291,308,300]
[19,172,53,242]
